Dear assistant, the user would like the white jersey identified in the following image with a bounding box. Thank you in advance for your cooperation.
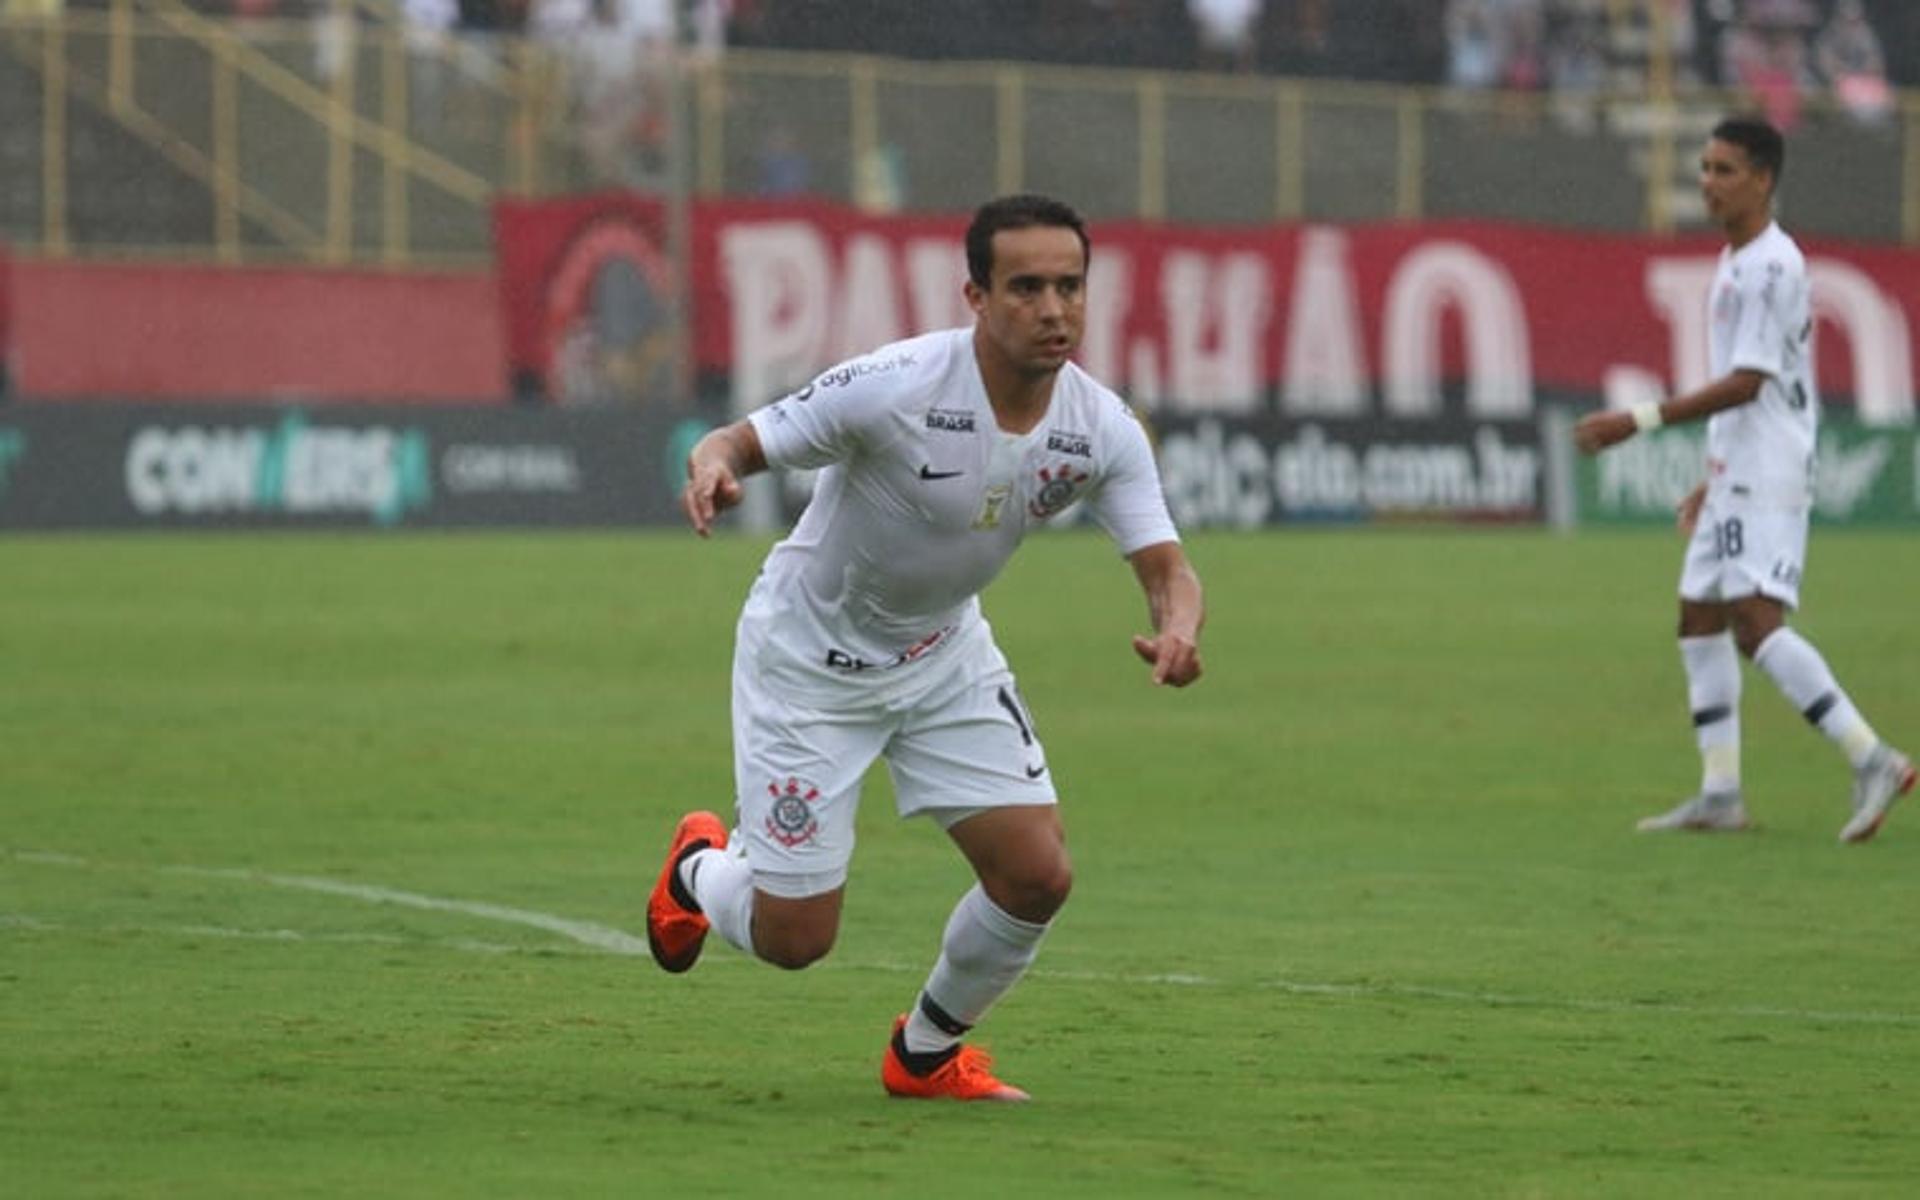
[1704,221,1817,506]
[744,327,1179,698]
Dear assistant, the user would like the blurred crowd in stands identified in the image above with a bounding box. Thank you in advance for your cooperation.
[130,0,1910,188]
[1438,0,1898,130]
[167,0,1913,100]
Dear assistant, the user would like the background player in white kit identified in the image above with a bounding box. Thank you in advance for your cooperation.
[1575,117,1913,843]
[645,195,1206,1100]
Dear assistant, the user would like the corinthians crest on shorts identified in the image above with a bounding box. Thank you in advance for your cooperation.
[765,775,823,847]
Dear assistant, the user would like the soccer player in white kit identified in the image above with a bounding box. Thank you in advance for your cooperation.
[1576,117,1913,842]
[645,195,1206,1100]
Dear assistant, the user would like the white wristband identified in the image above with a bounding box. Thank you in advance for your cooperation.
[1630,402,1664,433]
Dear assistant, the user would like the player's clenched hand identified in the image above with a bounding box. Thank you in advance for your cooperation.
[1573,410,1635,454]
[1132,633,1202,688]
[682,459,744,537]
[1676,482,1707,536]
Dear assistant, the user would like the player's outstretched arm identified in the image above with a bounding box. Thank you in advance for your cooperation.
[682,420,768,537]
[1127,541,1204,687]
[1573,370,1766,455]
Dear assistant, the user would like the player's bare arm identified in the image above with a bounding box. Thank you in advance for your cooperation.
[682,420,768,537]
[1573,369,1767,455]
[1127,540,1205,687]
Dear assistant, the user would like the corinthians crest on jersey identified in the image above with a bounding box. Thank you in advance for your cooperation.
[1028,462,1091,519]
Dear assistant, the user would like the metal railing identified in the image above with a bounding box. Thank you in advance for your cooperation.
[1,0,574,264]
[4,7,1917,266]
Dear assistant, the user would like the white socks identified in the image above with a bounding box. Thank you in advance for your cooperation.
[680,855,1052,1055]
[1681,627,1881,783]
[903,884,1051,1056]
[681,847,756,953]
[1681,633,1742,795]
[1753,628,1879,769]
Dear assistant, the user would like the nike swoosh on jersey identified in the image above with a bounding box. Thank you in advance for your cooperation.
[918,465,964,480]
[1024,763,1047,779]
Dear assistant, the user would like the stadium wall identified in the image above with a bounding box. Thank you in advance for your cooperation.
[8,258,504,403]
[13,197,1918,424]
[7,197,1917,530]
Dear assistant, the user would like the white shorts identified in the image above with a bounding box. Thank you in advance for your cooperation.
[730,622,1057,898]
[1678,490,1808,609]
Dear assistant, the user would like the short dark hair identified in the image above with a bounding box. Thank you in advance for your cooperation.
[1711,116,1785,188]
[965,194,1090,289]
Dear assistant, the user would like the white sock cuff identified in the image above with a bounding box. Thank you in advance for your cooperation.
[1679,633,1739,678]
[1679,631,1736,654]
[1679,632,1740,716]
[684,847,755,954]
[1750,627,1792,666]
[1751,626,1836,710]
[962,884,1049,947]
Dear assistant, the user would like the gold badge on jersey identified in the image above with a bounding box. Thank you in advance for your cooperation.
[972,484,1012,530]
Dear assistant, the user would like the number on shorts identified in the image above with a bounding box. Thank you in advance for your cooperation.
[1714,517,1744,559]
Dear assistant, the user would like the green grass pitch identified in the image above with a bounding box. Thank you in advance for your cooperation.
[4,527,1917,1196]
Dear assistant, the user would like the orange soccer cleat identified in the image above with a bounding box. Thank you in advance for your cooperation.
[881,1015,1030,1102]
[646,811,729,973]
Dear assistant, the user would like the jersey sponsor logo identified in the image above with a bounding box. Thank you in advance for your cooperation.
[764,776,822,848]
[823,626,953,672]
[816,352,917,390]
[918,464,964,481]
[1024,763,1048,779]
[1045,431,1092,458]
[1028,462,1091,519]
[926,408,976,433]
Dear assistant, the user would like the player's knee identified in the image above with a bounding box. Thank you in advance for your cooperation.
[748,894,841,969]
[754,925,837,970]
[1035,860,1074,918]
[1730,612,1781,658]
[999,857,1073,924]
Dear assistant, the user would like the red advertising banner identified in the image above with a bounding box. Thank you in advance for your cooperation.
[497,196,1920,423]
[492,192,675,401]
[12,258,504,402]
[0,241,12,396]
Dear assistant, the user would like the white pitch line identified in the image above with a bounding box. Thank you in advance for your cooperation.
[10,848,1920,1027]
[161,864,653,957]
[1034,966,1920,1026]
[1,913,595,957]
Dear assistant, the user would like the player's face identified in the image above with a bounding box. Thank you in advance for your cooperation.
[1699,137,1772,232]
[966,226,1087,376]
